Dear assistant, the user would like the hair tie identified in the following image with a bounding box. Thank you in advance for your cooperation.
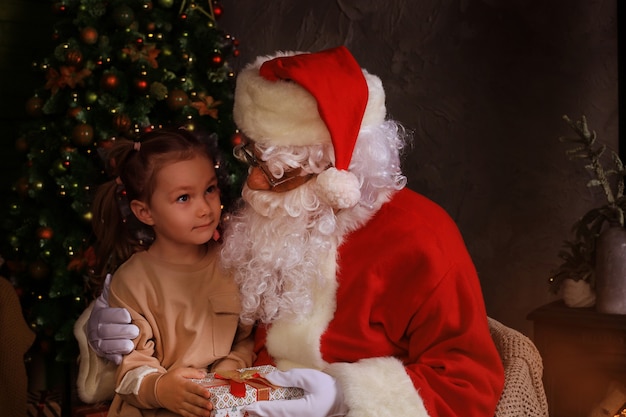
[134,141,141,151]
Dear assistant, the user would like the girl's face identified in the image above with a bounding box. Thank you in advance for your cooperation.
[136,154,221,257]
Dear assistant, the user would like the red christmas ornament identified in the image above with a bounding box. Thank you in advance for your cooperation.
[80,27,99,45]
[52,2,67,14]
[37,227,54,240]
[101,72,120,90]
[72,123,94,146]
[61,145,77,154]
[210,53,223,67]
[65,50,83,66]
[134,78,149,92]
[25,96,44,117]
[67,106,83,119]
[213,2,223,19]
[231,131,244,147]
[113,113,132,132]
[166,89,189,110]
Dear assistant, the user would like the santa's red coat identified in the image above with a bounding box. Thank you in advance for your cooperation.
[254,188,504,417]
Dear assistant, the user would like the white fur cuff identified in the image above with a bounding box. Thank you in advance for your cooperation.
[73,302,118,403]
[326,357,429,417]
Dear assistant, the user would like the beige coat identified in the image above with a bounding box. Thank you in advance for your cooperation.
[107,244,254,417]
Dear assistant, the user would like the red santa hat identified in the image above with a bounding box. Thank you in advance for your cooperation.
[233,46,386,209]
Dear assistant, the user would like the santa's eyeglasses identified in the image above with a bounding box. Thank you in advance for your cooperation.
[233,139,314,190]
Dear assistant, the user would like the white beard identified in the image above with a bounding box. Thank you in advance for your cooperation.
[220,180,340,324]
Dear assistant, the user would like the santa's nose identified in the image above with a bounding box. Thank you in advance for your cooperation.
[246,166,271,190]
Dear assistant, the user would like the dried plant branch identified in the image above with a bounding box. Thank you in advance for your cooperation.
[559,114,624,225]
[550,115,626,293]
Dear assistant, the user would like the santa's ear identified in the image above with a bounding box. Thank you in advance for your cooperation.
[130,200,155,226]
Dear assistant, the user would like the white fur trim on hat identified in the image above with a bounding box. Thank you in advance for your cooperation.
[315,167,361,210]
[234,52,329,147]
[233,51,386,148]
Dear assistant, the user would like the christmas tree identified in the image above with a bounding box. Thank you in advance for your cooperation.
[0,0,244,388]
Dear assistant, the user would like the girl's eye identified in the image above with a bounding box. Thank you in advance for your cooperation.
[206,185,218,195]
[176,194,189,202]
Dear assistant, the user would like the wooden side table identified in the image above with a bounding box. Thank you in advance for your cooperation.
[528,301,626,417]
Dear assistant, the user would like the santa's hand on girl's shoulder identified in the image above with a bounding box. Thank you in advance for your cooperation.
[87,274,139,364]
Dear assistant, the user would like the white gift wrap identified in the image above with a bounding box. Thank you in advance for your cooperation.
[193,365,304,417]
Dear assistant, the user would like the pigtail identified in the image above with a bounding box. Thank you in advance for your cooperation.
[89,139,146,289]
[90,180,127,287]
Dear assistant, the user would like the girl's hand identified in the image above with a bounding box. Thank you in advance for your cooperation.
[156,367,213,417]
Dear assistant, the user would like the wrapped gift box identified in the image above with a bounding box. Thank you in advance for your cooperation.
[193,365,304,417]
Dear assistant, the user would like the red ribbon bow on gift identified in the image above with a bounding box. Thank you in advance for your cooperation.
[214,369,276,399]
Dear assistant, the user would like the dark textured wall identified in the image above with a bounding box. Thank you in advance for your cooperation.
[0,0,617,336]
[219,0,618,335]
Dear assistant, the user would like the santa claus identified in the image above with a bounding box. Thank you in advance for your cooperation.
[79,46,504,417]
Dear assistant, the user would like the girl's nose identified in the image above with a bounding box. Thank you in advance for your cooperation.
[197,199,212,217]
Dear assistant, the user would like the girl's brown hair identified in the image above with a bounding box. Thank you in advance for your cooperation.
[90,127,222,289]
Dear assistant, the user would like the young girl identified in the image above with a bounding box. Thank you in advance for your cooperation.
[90,128,254,417]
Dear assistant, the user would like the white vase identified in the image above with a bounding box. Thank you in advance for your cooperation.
[561,278,596,308]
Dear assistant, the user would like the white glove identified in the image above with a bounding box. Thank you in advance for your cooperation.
[87,274,139,364]
[243,368,349,417]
